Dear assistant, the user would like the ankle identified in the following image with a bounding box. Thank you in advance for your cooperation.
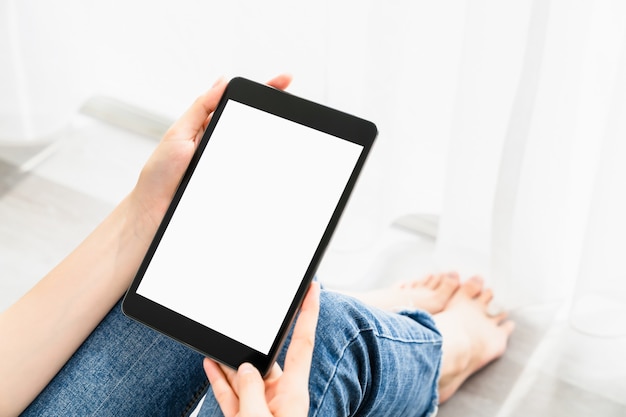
[434,313,473,402]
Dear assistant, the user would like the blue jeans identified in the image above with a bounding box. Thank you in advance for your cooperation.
[23,290,441,417]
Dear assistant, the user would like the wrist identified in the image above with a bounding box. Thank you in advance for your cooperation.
[124,189,167,248]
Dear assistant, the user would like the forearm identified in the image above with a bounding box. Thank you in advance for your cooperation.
[0,193,156,416]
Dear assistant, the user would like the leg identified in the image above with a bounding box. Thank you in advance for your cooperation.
[198,290,443,417]
[22,299,208,417]
[307,291,443,417]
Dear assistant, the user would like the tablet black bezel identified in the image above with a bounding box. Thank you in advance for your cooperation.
[122,77,377,376]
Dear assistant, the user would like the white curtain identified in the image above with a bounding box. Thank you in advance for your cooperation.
[435,0,626,324]
[569,16,626,336]
[2,0,625,326]
[0,0,75,140]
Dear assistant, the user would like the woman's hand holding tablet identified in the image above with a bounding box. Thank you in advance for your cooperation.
[122,77,377,376]
[204,282,320,417]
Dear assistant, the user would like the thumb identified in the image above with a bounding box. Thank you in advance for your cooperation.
[237,363,272,416]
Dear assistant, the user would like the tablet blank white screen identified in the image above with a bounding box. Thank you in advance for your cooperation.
[137,100,363,354]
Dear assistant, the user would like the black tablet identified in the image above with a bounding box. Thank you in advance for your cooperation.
[122,77,377,375]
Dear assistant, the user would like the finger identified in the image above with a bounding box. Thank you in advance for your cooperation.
[166,77,229,142]
[282,282,320,386]
[185,74,291,143]
[198,74,292,133]
[218,363,240,389]
[203,358,240,417]
[266,73,293,91]
[237,363,273,416]
[262,362,284,387]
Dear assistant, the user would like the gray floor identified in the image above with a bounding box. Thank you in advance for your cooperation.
[1,114,625,416]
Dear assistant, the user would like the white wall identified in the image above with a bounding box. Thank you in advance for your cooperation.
[0,0,464,247]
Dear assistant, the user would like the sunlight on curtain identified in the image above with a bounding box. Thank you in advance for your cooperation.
[436,0,626,318]
[324,0,467,254]
[570,21,626,336]
[435,0,535,278]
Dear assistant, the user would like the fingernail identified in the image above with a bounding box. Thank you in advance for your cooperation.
[239,363,255,375]
[212,76,226,87]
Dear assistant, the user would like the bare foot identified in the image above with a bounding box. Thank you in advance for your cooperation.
[338,272,460,314]
[433,276,515,403]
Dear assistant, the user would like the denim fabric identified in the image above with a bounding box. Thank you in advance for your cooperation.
[199,291,441,417]
[22,299,208,417]
[24,291,442,417]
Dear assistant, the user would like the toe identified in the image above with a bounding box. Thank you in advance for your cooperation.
[422,274,436,288]
[478,288,494,305]
[427,274,443,290]
[500,319,516,336]
[461,276,484,298]
[440,275,461,297]
[446,271,460,280]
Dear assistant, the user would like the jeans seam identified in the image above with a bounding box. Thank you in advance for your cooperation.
[179,379,210,417]
[311,327,365,417]
[310,326,442,417]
